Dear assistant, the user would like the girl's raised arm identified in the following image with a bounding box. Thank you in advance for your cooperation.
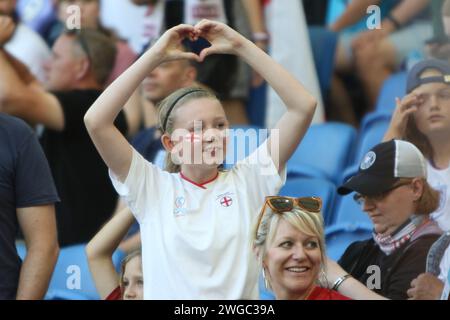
[84,25,200,182]
[86,207,135,299]
[195,20,317,173]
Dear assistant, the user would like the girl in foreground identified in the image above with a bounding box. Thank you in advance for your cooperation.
[84,19,317,299]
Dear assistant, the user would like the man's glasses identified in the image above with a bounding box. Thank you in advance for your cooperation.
[254,196,322,238]
[353,181,412,206]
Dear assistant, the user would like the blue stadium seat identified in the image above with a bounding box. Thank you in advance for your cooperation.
[16,242,125,300]
[246,84,267,128]
[308,27,338,97]
[325,0,347,26]
[325,222,373,261]
[278,177,337,226]
[375,72,407,113]
[287,122,357,184]
[16,241,26,260]
[352,114,391,168]
[333,192,372,226]
[224,125,266,169]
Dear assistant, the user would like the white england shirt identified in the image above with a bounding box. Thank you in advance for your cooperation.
[427,162,450,231]
[110,141,286,299]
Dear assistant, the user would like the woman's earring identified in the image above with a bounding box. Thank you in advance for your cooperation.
[318,265,329,288]
[262,268,270,290]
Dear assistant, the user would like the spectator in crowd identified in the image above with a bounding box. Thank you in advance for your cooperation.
[0,28,128,247]
[114,0,253,125]
[0,113,59,300]
[55,0,137,86]
[0,0,51,82]
[407,230,450,299]
[131,41,198,162]
[385,59,450,231]
[252,196,350,300]
[330,0,432,118]
[86,207,142,300]
[51,0,140,136]
[84,20,316,299]
[331,140,442,300]
[385,59,450,299]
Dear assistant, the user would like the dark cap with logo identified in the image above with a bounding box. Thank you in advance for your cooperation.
[407,59,450,93]
[338,140,427,196]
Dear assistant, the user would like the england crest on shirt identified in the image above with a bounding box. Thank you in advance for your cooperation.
[216,192,234,208]
[174,196,187,217]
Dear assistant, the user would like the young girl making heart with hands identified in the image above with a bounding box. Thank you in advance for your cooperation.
[84,20,317,299]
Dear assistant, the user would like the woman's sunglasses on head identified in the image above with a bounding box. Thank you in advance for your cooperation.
[255,196,322,237]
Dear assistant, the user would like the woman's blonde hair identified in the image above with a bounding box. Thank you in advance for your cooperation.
[157,86,219,173]
[252,206,326,290]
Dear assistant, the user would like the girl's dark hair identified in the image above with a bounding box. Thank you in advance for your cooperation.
[405,116,434,160]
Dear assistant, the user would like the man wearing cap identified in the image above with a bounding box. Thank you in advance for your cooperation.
[384,58,450,299]
[333,140,442,300]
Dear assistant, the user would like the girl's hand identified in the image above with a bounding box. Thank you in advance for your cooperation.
[385,93,420,139]
[194,19,246,61]
[152,24,201,63]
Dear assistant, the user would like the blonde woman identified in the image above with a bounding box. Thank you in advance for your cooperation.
[252,196,350,300]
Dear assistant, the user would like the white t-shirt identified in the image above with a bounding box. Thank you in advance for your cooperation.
[110,141,286,299]
[5,23,50,82]
[427,162,450,231]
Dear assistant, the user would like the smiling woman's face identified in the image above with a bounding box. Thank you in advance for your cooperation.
[263,218,322,300]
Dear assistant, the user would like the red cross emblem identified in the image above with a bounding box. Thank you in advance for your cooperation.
[220,196,233,207]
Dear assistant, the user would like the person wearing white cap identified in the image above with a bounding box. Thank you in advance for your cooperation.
[326,140,442,300]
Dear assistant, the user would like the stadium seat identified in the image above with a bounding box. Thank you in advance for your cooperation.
[278,177,337,226]
[308,27,338,97]
[333,193,372,226]
[16,241,26,260]
[224,125,266,168]
[375,72,407,113]
[352,114,390,168]
[325,0,347,26]
[325,222,373,261]
[246,84,267,128]
[287,122,357,184]
[16,242,125,300]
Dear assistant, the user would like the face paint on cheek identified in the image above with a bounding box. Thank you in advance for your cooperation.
[184,132,202,144]
[179,132,203,165]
